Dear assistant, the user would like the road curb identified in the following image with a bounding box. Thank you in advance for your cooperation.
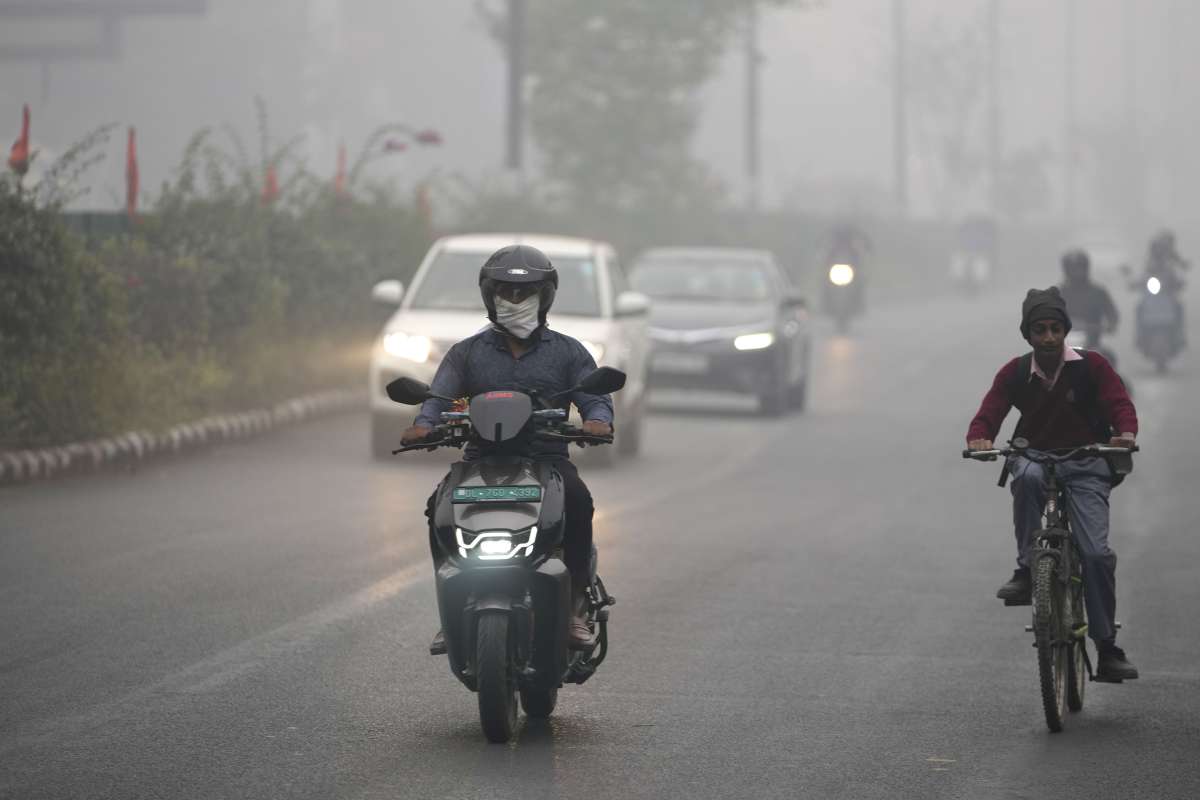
[0,387,364,487]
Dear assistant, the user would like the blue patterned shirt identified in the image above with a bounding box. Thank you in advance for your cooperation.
[414,326,614,458]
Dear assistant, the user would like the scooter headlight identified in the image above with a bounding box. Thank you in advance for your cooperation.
[829,264,855,286]
[456,527,538,561]
[1146,277,1162,295]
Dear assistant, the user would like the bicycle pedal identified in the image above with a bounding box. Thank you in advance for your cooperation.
[1004,597,1032,607]
[1092,675,1124,684]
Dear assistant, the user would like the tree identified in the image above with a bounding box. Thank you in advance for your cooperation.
[480,1,797,218]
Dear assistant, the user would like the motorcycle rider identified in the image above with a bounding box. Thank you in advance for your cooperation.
[966,287,1140,681]
[1140,229,1188,347]
[1144,229,1189,292]
[1058,249,1119,347]
[399,244,614,653]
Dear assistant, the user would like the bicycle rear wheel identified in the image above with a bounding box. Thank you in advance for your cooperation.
[1034,555,1067,732]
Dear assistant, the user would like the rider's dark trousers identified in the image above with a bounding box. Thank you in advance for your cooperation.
[1010,454,1118,645]
[425,457,595,582]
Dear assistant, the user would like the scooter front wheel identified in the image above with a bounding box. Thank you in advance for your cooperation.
[519,686,558,718]
[476,612,518,743]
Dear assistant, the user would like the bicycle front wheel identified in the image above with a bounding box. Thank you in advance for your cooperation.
[1034,555,1068,732]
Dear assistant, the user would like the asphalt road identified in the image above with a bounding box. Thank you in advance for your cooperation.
[3,292,1199,800]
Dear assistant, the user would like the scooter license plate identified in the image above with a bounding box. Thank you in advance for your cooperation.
[452,485,542,503]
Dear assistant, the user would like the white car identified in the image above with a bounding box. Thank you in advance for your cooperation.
[368,234,651,462]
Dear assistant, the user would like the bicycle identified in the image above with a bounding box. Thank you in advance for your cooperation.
[963,438,1137,732]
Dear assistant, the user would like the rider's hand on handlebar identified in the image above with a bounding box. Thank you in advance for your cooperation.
[400,424,434,446]
[1108,433,1137,449]
[967,438,994,451]
[580,419,613,446]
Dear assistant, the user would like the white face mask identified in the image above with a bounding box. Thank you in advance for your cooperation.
[494,294,541,339]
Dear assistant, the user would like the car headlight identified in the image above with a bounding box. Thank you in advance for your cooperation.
[456,527,538,560]
[382,331,432,363]
[1147,277,1162,295]
[579,339,605,363]
[829,264,855,286]
[734,332,775,351]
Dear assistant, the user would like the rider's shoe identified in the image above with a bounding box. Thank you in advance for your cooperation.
[1096,643,1139,681]
[569,615,596,651]
[568,585,596,651]
[996,568,1031,603]
[429,629,447,656]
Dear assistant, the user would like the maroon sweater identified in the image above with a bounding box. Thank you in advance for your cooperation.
[966,350,1138,449]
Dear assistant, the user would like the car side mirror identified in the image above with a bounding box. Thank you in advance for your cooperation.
[574,366,626,396]
[614,291,651,317]
[386,377,434,405]
[371,279,405,306]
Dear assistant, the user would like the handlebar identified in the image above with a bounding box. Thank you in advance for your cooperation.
[962,443,1139,462]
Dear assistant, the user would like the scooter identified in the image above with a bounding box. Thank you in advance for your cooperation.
[1134,276,1184,373]
[823,261,863,333]
[385,367,624,743]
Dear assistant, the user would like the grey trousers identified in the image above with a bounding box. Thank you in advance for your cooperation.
[1010,454,1119,645]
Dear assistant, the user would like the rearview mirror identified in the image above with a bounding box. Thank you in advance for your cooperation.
[575,366,627,396]
[386,376,433,405]
[371,279,405,306]
[614,291,651,317]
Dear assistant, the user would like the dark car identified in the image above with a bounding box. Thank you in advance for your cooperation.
[630,247,812,415]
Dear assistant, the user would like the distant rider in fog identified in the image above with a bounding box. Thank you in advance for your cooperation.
[1058,249,1119,348]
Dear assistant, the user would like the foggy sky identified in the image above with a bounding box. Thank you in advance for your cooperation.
[2,0,1197,232]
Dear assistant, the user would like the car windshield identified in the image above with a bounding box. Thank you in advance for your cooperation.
[408,251,601,316]
[631,257,774,302]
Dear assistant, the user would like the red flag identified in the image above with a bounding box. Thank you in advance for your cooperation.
[414,128,443,146]
[125,127,140,220]
[8,104,31,176]
[334,141,347,198]
[261,163,280,205]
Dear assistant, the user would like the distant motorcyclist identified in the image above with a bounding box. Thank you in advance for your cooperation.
[965,287,1139,681]
[1144,229,1189,293]
[1058,249,1118,347]
[400,244,614,653]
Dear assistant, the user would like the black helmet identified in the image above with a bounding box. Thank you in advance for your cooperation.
[478,244,558,324]
[1061,248,1090,281]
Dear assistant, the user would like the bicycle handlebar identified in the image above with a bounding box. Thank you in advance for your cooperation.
[962,443,1139,461]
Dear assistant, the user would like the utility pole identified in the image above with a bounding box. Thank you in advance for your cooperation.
[892,0,909,218]
[506,0,526,171]
[745,4,761,213]
[1123,0,1142,235]
[1063,0,1076,227]
[987,0,1001,219]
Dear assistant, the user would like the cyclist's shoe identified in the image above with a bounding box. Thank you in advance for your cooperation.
[429,629,447,656]
[1096,644,1139,682]
[996,568,1031,604]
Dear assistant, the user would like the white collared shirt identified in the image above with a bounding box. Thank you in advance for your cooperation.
[1030,346,1083,389]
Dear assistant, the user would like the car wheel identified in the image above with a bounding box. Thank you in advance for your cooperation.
[787,376,808,412]
[758,370,788,417]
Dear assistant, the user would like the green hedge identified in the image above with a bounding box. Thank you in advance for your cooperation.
[1,150,430,448]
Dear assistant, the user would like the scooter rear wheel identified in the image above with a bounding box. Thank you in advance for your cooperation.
[476,612,518,743]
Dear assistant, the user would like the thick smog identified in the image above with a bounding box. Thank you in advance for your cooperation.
[2,2,1198,798]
